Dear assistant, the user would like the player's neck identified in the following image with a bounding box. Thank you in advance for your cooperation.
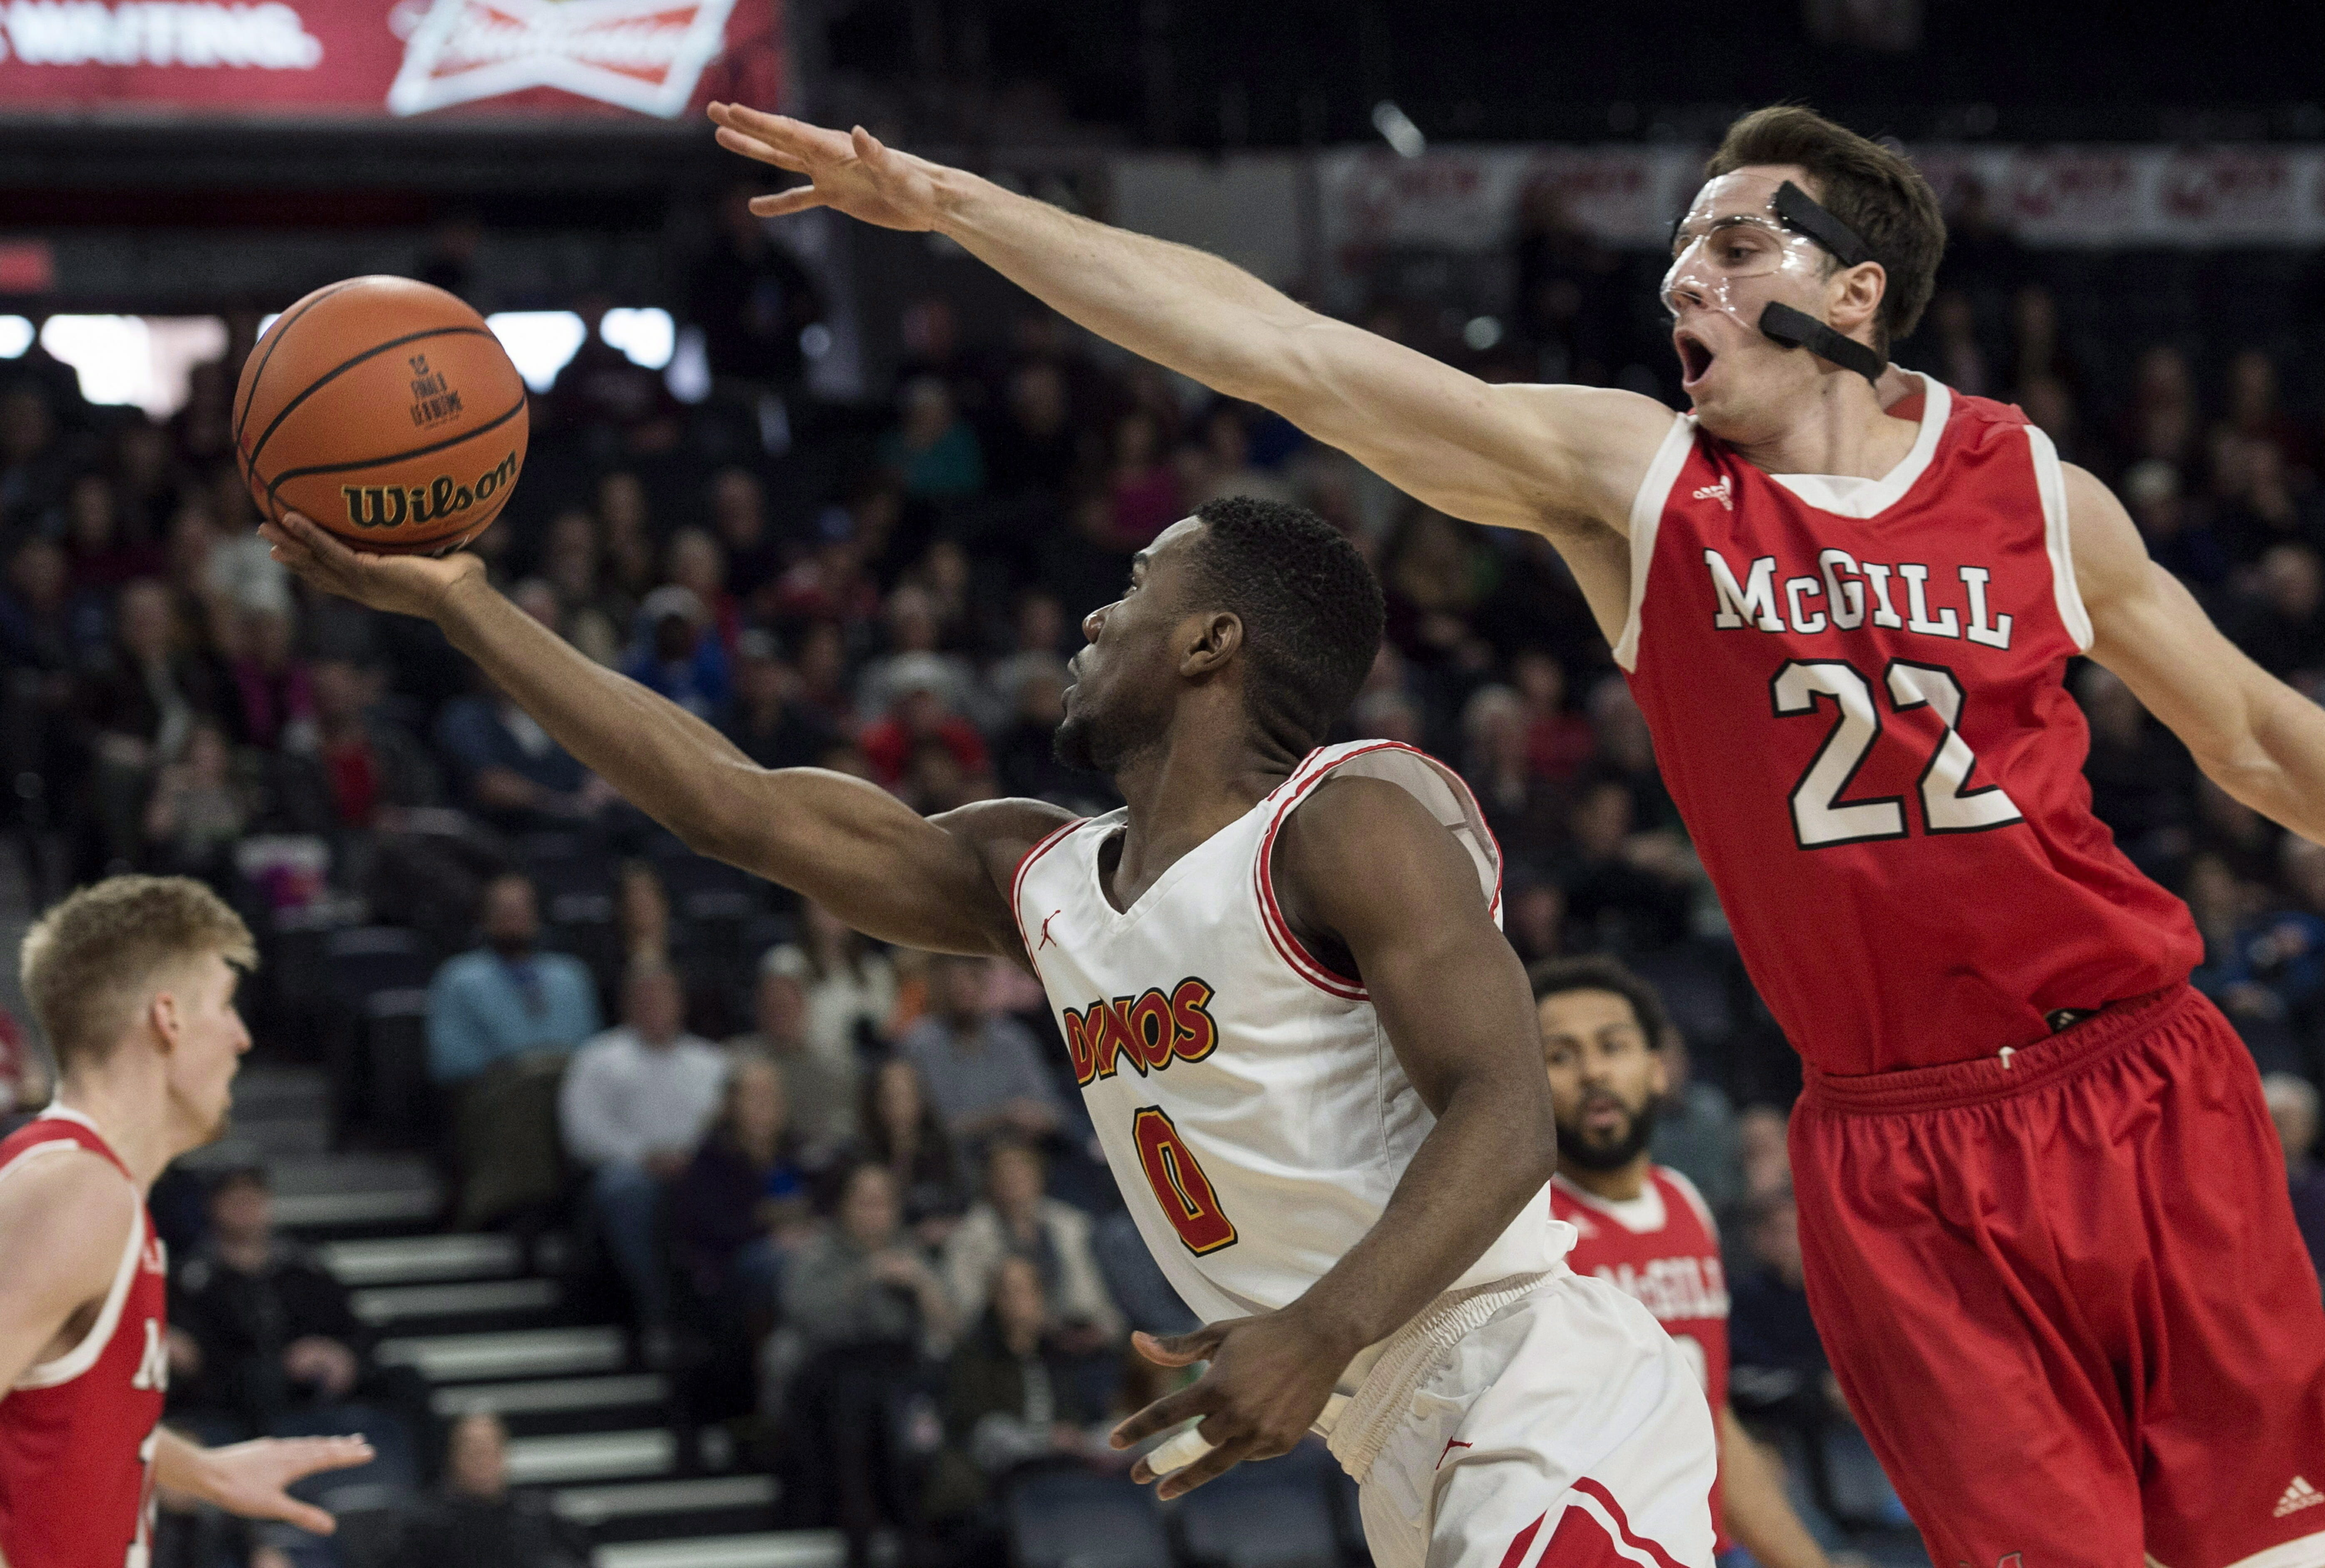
[1726,367,1917,482]
[1103,725,1299,912]
[51,1063,182,1193]
[1559,1156,1651,1205]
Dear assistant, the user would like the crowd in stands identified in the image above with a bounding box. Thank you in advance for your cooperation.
[6,184,2325,1566]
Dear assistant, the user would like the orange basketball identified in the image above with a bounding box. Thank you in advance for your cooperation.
[234,276,529,556]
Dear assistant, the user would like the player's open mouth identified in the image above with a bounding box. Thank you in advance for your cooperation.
[1675,331,1715,387]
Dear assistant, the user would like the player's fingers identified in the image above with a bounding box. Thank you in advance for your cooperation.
[277,1436,375,1479]
[1108,1379,1214,1449]
[1132,1324,1225,1367]
[266,1497,339,1536]
[1153,1433,1257,1501]
[711,126,809,172]
[749,188,830,219]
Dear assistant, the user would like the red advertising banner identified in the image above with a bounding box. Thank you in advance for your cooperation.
[0,0,781,119]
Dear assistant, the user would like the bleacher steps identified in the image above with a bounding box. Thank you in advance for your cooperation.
[378,1325,625,1382]
[319,1233,521,1286]
[432,1373,670,1420]
[553,1475,778,1527]
[350,1277,562,1326]
[505,1428,677,1485]
[595,1533,844,1568]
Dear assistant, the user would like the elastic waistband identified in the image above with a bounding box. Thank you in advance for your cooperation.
[1321,1270,1548,1484]
[1799,984,2193,1115]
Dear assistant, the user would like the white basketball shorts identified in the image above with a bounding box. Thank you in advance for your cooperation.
[1330,1267,1716,1568]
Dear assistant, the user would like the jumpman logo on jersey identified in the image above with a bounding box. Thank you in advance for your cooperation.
[1038,911,1062,949]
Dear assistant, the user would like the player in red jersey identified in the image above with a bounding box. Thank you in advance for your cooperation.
[1534,958,1832,1568]
[1,877,373,1568]
[705,97,2325,1566]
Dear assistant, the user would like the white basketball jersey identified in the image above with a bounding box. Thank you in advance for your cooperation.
[1013,740,1572,1327]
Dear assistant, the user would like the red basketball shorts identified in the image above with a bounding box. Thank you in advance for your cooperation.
[1791,984,2325,1568]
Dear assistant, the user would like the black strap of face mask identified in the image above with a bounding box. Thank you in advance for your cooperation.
[1759,302,1888,385]
[1771,180,1873,268]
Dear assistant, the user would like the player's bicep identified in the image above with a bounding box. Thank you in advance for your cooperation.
[0,1156,136,1390]
[1273,322,1671,535]
[2071,465,2281,771]
[1275,778,1541,1113]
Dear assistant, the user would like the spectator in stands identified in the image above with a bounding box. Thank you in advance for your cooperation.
[900,956,1062,1153]
[1461,684,1566,867]
[2076,663,2196,872]
[924,1254,1110,1540]
[854,1055,968,1244]
[1511,650,1596,783]
[729,958,858,1160]
[983,362,1080,503]
[685,183,824,400]
[668,1054,810,1330]
[276,656,441,835]
[859,657,991,793]
[165,1168,426,1492]
[622,585,729,721]
[82,577,218,873]
[615,858,673,970]
[1648,1031,1746,1219]
[2116,343,2201,477]
[2233,543,2325,679]
[222,601,315,754]
[881,376,985,500]
[1727,1185,1855,1526]
[1103,410,1179,549]
[989,656,1092,808]
[941,1138,1123,1352]
[724,629,839,771]
[2122,459,2229,591]
[775,1162,956,1555]
[858,586,980,721]
[1503,875,1571,966]
[763,901,900,1073]
[560,959,728,1340]
[539,511,623,666]
[141,717,249,883]
[388,1411,590,1568]
[428,874,601,1229]
[2264,1073,2325,1279]
[1557,775,1695,952]
[433,669,613,829]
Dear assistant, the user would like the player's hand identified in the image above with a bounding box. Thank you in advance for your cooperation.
[260,512,485,621]
[1108,1310,1352,1500]
[707,103,946,231]
[197,1435,375,1535]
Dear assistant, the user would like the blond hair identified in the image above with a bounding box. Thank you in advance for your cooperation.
[19,875,257,1073]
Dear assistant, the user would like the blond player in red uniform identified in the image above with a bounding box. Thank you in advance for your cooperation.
[0,877,372,1568]
[1534,957,1831,1568]
[705,98,2325,1567]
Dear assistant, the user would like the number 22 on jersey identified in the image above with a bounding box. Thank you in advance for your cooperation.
[1772,657,2023,849]
[1132,1106,1239,1255]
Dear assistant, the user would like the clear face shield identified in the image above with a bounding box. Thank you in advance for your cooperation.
[1658,172,1889,385]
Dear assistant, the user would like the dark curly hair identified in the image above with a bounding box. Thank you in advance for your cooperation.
[1705,105,1947,350]
[1528,954,1673,1048]
[1184,495,1385,755]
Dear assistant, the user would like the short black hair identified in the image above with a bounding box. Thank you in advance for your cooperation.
[1527,955,1672,1047]
[1705,105,1947,349]
[1185,496,1384,753]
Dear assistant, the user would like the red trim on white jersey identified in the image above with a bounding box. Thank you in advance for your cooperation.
[1008,817,1086,959]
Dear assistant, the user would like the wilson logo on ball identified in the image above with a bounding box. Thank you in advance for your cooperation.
[341,450,518,529]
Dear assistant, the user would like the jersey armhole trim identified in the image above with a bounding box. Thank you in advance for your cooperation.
[2026,423,2095,653]
[1007,816,1087,960]
[9,1149,145,1391]
[1611,413,1699,673]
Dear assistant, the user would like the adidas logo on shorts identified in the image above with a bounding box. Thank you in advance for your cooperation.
[2278,1475,2325,1518]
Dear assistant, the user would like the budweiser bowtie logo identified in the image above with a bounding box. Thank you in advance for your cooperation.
[387,0,738,117]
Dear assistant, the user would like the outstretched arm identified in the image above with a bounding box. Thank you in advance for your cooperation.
[709,107,1672,552]
[2072,465,2325,845]
[262,518,1066,957]
[1106,775,1557,1496]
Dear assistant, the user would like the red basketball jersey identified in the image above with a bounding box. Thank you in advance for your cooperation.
[1553,1167,1730,1549]
[0,1109,169,1568]
[1617,375,2201,1075]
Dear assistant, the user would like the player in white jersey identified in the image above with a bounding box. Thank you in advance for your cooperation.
[261,496,1716,1568]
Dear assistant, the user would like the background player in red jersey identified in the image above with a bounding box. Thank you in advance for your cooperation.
[1534,958,1832,1568]
[705,96,2325,1566]
[0,877,373,1568]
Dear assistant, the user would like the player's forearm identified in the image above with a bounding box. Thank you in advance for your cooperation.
[433,572,757,841]
[1284,1056,1556,1357]
[153,1427,218,1500]
[2204,674,2325,847]
[929,169,1310,409]
[1717,1405,1830,1568]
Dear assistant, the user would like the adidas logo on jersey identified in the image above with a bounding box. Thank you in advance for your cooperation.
[1691,479,1734,511]
[2278,1476,2325,1518]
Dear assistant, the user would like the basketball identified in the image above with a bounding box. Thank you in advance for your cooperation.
[233,276,529,555]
